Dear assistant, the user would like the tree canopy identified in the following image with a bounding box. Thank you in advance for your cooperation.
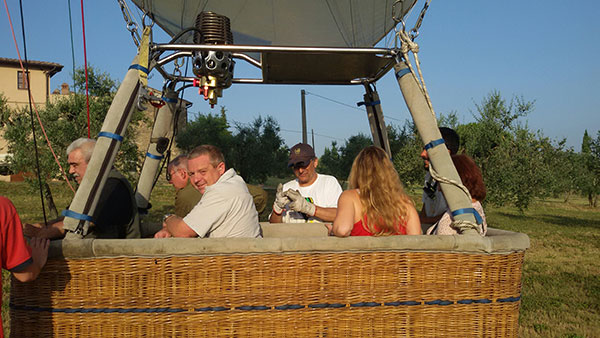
[176,108,232,154]
[175,111,289,183]
[321,90,597,210]
[319,133,372,181]
[580,130,600,207]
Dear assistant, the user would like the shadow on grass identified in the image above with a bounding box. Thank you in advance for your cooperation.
[495,212,600,230]
[537,214,600,229]
[495,211,528,221]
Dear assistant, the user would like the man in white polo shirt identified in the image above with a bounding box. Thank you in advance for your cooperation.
[269,143,342,223]
[154,145,261,238]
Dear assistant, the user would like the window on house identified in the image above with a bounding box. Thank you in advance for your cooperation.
[17,70,29,90]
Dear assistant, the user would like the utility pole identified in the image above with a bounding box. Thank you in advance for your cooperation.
[311,129,315,149]
[301,89,307,143]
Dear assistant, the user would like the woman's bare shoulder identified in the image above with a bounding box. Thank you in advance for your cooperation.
[339,189,360,200]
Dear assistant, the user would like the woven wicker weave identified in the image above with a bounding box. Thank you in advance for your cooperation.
[10,227,527,337]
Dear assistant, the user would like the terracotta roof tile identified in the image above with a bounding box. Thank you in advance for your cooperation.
[0,57,63,76]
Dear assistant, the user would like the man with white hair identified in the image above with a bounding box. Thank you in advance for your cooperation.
[24,138,141,239]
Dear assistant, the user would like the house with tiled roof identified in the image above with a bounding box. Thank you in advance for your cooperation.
[0,57,65,180]
[0,57,64,108]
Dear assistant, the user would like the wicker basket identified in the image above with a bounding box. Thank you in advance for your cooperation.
[11,224,528,337]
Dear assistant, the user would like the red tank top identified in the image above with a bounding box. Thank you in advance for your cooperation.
[350,216,407,236]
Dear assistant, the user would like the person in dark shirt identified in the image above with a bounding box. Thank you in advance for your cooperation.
[23,138,140,239]
[419,127,460,228]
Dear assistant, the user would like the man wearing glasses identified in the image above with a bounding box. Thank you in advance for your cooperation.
[167,155,203,218]
[269,143,342,223]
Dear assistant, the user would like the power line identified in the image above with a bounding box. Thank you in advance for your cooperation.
[304,90,405,123]
[228,118,345,142]
[305,91,363,112]
[280,128,344,142]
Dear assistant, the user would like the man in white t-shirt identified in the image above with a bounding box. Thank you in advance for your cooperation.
[269,143,342,223]
[155,145,261,238]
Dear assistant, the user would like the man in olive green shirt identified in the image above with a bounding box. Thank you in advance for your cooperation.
[168,155,202,217]
[247,184,268,219]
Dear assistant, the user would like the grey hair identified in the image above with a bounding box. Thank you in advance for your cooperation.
[167,154,189,171]
[66,138,96,163]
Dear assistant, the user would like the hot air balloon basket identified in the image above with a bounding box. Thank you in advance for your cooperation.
[10,226,528,337]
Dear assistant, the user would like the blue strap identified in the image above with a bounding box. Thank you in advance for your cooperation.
[424,138,445,151]
[98,131,124,142]
[451,208,483,225]
[62,209,94,222]
[350,302,381,307]
[395,67,411,79]
[425,299,454,306]
[195,306,229,312]
[146,152,164,160]
[497,296,521,303]
[356,100,381,107]
[274,304,305,310]
[161,96,177,103]
[236,305,270,311]
[128,64,149,74]
[11,295,520,314]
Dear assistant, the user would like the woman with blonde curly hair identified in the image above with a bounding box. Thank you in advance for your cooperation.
[331,146,421,236]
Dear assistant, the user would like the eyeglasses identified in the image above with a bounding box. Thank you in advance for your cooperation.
[166,169,178,181]
[292,159,313,170]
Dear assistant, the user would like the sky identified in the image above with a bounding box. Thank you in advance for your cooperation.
[2,1,599,156]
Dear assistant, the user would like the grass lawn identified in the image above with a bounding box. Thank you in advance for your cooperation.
[1,181,599,337]
[487,198,600,337]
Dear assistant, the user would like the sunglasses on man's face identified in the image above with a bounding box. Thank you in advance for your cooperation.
[292,159,313,170]
[166,170,178,181]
